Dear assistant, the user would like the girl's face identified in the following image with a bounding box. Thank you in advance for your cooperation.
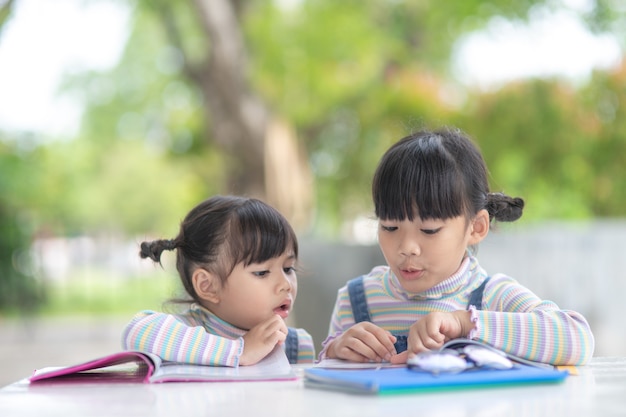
[377,211,488,293]
[208,251,298,330]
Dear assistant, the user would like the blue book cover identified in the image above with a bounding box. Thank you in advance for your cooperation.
[304,364,569,395]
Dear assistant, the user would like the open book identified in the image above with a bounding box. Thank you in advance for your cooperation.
[314,338,553,370]
[434,338,555,369]
[306,338,568,395]
[314,358,403,370]
[29,346,296,384]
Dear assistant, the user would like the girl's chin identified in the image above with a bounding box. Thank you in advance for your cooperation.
[395,273,439,293]
[273,309,289,319]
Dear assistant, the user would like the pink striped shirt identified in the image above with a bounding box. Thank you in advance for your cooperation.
[122,303,315,366]
[321,257,594,365]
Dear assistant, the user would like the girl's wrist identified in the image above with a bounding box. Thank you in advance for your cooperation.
[453,309,475,338]
[325,341,337,359]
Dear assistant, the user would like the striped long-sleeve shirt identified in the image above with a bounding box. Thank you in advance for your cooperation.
[121,303,315,366]
[321,256,594,365]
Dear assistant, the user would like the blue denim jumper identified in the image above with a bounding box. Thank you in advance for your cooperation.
[284,328,299,364]
[347,276,490,353]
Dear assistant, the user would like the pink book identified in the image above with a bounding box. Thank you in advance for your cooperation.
[29,346,296,384]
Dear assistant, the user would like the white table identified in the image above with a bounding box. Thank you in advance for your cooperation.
[1,357,624,417]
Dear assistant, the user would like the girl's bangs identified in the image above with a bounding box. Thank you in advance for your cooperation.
[374,138,466,221]
[230,202,298,267]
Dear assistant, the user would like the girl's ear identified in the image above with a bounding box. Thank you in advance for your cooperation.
[192,268,222,304]
[468,209,490,245]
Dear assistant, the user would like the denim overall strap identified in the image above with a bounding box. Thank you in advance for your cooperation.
[467,277,490,309]
[347,276,406,353]
[347,276,372,323]
[347,275,491,354]
[285,327,299,364]
[392,335,408,353]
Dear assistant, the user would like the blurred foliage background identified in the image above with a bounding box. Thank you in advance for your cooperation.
[0,0,625,316]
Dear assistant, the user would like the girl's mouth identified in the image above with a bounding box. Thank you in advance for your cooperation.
[273,300,291,318]
[398,267,424,281]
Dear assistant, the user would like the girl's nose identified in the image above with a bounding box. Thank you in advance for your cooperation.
[400,235,420,257]
[279,271,294,292]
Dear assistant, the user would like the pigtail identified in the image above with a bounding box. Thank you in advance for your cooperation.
[139,239,177,264]
[485,192,525,223]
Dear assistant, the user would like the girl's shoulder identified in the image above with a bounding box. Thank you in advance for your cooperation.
[483,272,536,297]
[362,265,390,281]
[485,272,522,286]
[127,307,202,325]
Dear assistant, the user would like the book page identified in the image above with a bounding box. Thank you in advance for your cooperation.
[441,338,553,369]
[150,346,297,383]
[29,351,161,383]
[314,359,404,370]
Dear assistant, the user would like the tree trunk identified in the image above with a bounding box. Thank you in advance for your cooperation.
[192,0,268,199]
[186,0,313,229]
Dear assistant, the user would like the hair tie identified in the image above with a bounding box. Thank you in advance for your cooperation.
[165,239,177,250]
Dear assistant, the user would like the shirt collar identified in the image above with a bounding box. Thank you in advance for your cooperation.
[189,303,247,338]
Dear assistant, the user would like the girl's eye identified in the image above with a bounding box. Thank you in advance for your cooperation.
[283,266,296,274]
[253,270,270,277]
[380,225,397,232]
[421,228,442,235]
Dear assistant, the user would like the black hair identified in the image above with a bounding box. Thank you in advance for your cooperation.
[372,127,524,223]
[139,195,298,304]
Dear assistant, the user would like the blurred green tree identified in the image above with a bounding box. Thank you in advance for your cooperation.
[578,61,626,216]
[456,80,593,219]
[2,0,626,239]
[455,60,626,220]
[72,0,588,234]
[0,0,44,313]
[0,142,45,313]
[1,0,625,312]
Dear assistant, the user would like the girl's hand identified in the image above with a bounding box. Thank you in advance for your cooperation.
[326,322,397,363]
[405,310,473,356]
[239,315,288,366]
